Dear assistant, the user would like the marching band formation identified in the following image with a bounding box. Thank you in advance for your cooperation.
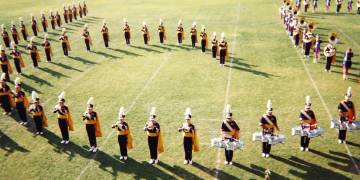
[0,1,359,173]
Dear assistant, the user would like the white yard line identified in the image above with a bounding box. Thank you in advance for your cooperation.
[75,54,169,180]
[214,2,241,179]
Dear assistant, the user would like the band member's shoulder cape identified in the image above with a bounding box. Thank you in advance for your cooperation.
[66,110,74,131]
[94,114,102,137]
[192,128,200,152]
[42,112,48,127]
[157,130,164,153]
[125,128,133,149]
[19,54,26,67]
[341,100,356,121]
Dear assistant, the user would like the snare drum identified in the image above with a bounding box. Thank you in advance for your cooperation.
[252,132,263,142]
[291,126,302,136]
[268,134,285,145]
[308,127,324,138]
[211,138,225,148]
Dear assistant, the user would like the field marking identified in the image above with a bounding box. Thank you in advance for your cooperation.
[75,54,169,180]
[336,28,360,48]
[271,0,360,174]
[214,2,241,179]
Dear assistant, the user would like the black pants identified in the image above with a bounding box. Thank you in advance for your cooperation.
[69,15,73,23]
[177,33,182,43]
[64,16,68,23]
[42,24,47,32]
[14,58,22,73]
[34,116,43,132]
[118,135,128,156]
[57,20,61,27]
[45,48,51,62]
[58,119,69,141]
[220,49,226,64]
[294,34,299,46]
[143,35,148,45]
[336,4,342,13]
[262,142,272,154]
[300,136,310,148]
[86,124,97,147]
[159,32,164,44]
[358,7,360,14]
[16,102,27,122]
[3,37,9,48]
[191,35,196,48]
[74,14,77,20]
[12,35,19,44]
[304,4,309,12]
[30,53,38,67]
[32,26,37,36]
[339,130,347,141]
[51,21,55,30]
[103,34,109,47]
[62,43,68,56]
[184,137,193,160]
[325,56,333,71]
[304,42,311,56]
[85,39,90,51]
[1,64,10,81]
[21,31,27,41]
[148,136,158,159]
[201,40,206,52]
[212,46,217,58]
[0,95,11,113]
[124,32,130,45]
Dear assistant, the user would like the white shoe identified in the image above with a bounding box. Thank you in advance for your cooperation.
[123,156,128,160]
[300,147,304,151]
[265,154,270,158]
[88,146,94,152]
[343,141,346,144]
[262,153,266,157]
[92,147,98,152]
[338,140,343,144]
[154,159,158,164]
[184,160,188,164]
[148,159,154,164]
[119,156,123,160]
[224,161,229,165]
[64,140,69,144]
[36,132,40,135]
[229,161,233,165]
[188,160,192,165]
[61,140,65,144]
[305,148,309,152]
[23,122,28,126]
[40,132,44,135]
[19,122,24,125]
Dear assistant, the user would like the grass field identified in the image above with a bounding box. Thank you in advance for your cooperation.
[0,0,360,179]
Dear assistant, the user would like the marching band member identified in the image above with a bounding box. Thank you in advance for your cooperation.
[83,1,88,16]
[26,37,41,68]
[178,108,199,165]
[111,107,133,160]
[313,34,321,63]
[293,21,300,48]
[312,0,318,12]
[42,34,53,62]
[302,28,314,59]
[221,105,240,165]
[68,5,73,23]
[176,20,184,46]
[0,73,12,115]
[259,100,280,158]
[1,24,11,48]
[123,19,131,46]
[53,91,74,144]
[49,10,56,30]
[10,42,25,74]
[82,97,102,152]
[11,77,30,125]
[19,17,28,41]
[326,0,332,12]
[303,0,309,13]
[190,22,197,48]
[296,0,301,13]
[323,42,336,73]
[211,32,218,59]
[357,0,360,14]
[348,0,354,12]
[158,19,166,45]
[40,10,48,32]
[59,28,71,57]
[336,0,344,15]
[219,32,228,67]
[144,107,164,164]
[199,25,208,53]
[55,10,62,28]
[101,20,110,48]
[29,91,48,134]
[63,6,69,24]
[342,48,354,80]
[141,22,150,45]
[78,3,84,19]
[337,87,356,144]
[30,14,39,36]
[72,4,78,21]
[0,45,12,81]
[10,22,20,45]
[329,32,338,46]
[82,24,92,52]
[299,96,317,151]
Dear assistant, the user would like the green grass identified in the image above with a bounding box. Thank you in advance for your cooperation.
[0,0,359,179]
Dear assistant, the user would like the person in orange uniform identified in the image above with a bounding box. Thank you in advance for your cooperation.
[82,24,92,52]
[82,97,102,152]
[221,105,240,165]
[29,91,48,135]
[0,73,12,115]
[10,22,20,45]
[19,17,28,41]
[11,77,30,125]
[101,20,110,48]
[42,34,53,62]
[337,87,356,144]
[59,28,71,57]
[211,32,218,59]
[53,92,74,144]
[0,45,12,81]
[10,42,25,74]
[30,14,39,36]
[141,22,150,45]
[158,19,166,45]
[1,24,11,48]
[112,107,133,160]
[26,37,41,68]
[190,22,197,48]
[123,19,131,46]
[199,25,208,53]
[144,107,164,164]
[176,20,184,46]
[298,96,317,151]
[40,10,48,33]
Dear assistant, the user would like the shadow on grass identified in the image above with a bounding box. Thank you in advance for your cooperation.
[225,63,279,78]
[0,130,30,156]
[93,51,120,59]
[233,162,263,177]
[346,141,360,148]
[150,44,174,51]
[271,155,351,179]
[108,47,142,57]
[21,73,53,87]
[51,62,84,72]
[192,161,239,179]
[328,150,360,175]
[38,67,70,78]
[131,45,163,53]
[157,161,203,179]
[250,164,289,180]
[68,56,98,65]
[166,44,192,51]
